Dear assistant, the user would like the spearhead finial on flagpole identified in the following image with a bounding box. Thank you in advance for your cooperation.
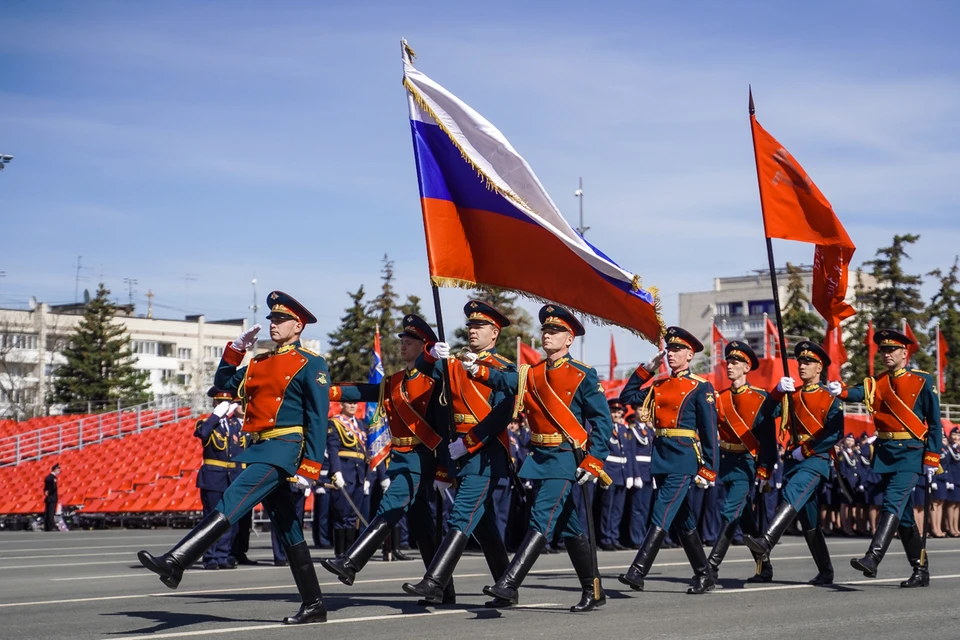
[749,85,755,116]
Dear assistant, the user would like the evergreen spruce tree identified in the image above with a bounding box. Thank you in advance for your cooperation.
[368,255,400,374]
[397,294,425,319]
[927,257,960,404]
[781,262,824,343]
[863,234,932,371]
[52,283,150,413]
[842,269,878,384]
[451,289,535,363]
[327,286,376,382]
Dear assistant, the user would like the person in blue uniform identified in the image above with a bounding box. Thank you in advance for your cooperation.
[492,419,524,543]
[477,305,613,612]
[830,328,943,587]
[618,326,719,595]
[945,428,960,537]
[599,399,633,550]
[327,400,370,556]
[706,341,777,583]
[857,433,882,537]
[744,341,843,586]
[138,291,329,625]
[402,301,516,606]
[194,387,246,569]
[837,433,860,536]
[626,407,654,549]
[321,315,451,596]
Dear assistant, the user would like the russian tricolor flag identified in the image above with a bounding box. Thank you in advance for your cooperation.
[402,42,664,344]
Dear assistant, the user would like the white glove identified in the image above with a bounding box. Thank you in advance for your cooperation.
[925,467,937,484]
[694,475,712,489]
[429,341,451,360]
[858,485,865,493]
[226,402,239,417]
[461,351,479,376]
[290,474,312,493]
[575,467,598,486]
[791,447,805,461]
[231,324,261,351]
[363,480,371,495]
[948,482,956,492]
[626,477,634,490]
[652,478,658,490]
[434,478,452,493]
[643,350,666,373]
[826,381,843,397]
[213,401,230,418]
[332,471,346,489]
[777,377,795,394]
[317,486,326,495]
[448,438,469,461]
[635,477,643,489]
[757,477,770,493]
[380,478,391,491]
[523,480,533,490]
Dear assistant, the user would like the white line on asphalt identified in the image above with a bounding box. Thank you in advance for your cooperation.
[0,560,137,570]
[718,572,960,593]
[0,544,157,554]
[1,551,135,560]
[106,602,563,640]
[53,566,289,581]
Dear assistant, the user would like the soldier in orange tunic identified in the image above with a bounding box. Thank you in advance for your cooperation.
[320,315,452,593]
[138,291,330,625]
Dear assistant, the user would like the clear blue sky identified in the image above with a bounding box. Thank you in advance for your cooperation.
[1,0,958,370]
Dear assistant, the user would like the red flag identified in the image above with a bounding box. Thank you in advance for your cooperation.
[517,337,542,366]
[938,325,949,393]
[609,333,618,381]
[764,316,781,360]
[903,321,919,363]
[750,96,856,329]
[822,326,847,380]
[865,320,876,377]
[712,323,728,366]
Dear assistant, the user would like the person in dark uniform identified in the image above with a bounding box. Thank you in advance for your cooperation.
[858,433,882,537]
[627,409,654,549]
[229,402,255,566]
[43,463,61,532]
[945,428,960,537]
[311,458,332,550]
[478,305,612,613]
[138,291,330,625]
[706,341,777,583]
[831,328,943,587]
[599,399,633,550]
[271,489,307,566]
[194,387,247,569]
[837,433,860,536]
[618,326,719,596]
[321,315,451,594]
[327,400,370,556]
[744,341,843,586]
[403,301,516,606]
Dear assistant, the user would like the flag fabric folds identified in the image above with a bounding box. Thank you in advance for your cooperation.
[609,333,618,381]
[517,336,542,366]
[822,326,847,381]
[937,325,949,394]
[902,320,920,364]
[865,320,876,377]
[402,44,664,344]
[366,326,391,470]
[763,316,781,361]
[750,101,856,329]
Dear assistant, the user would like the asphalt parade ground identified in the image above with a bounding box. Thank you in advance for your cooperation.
[3,530,960,639]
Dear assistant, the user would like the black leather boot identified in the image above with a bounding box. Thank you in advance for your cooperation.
[402,529,468,605]
[744,503,797,561]
[745,552,774,583]
[679,528,715,595]
[282,542,327,625]
[804,527,834,585]
[618,525,667,591]
[332,529,345,557]
[851,512,898,578]
[483,530,547,607]
[899,523,930,588]
[319,516,391,586]
[138,511,231,589]
[707,519,739,576]
[566,534,605,612]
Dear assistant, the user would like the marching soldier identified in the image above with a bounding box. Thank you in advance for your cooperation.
[194,387,246,570]
[618,326,718,595]
[744,341,843,586]
[627,406,654,548]
[320,315,451,594]
[707,341,777,583]
[138,291,329,625]
[829,328,943,587]
[402,301,515,606]
[327,400,369,556]
[476,305,612,612]
[599,399,633,550]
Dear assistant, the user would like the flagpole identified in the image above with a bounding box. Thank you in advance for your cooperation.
[749,87,798,448]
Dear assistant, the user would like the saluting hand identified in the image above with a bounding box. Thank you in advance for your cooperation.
[643,350,666,373]
[232,324,262,351]
[213,401,230,418]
